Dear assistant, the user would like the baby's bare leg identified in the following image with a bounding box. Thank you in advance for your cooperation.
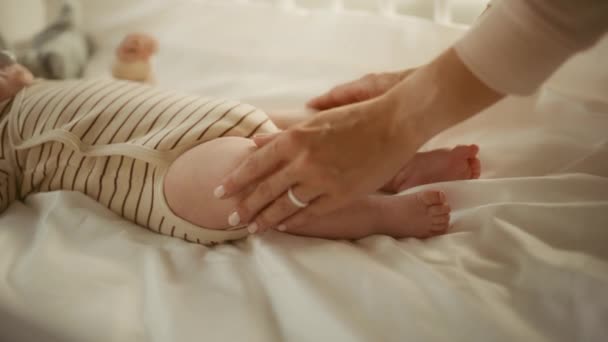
[164,137,450,240]
[164,137,255,229]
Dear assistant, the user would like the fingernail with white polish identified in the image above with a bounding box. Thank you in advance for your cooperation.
[247,223,258,234]
[214,185,225,198]
[277,224,287,232]
[228,212,240,226]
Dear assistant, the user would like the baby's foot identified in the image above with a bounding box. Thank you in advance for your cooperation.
[378,190,451,239]
[382,145,481,193]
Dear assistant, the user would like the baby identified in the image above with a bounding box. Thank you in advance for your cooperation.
[0,58,480,245]
[0,51,33,102]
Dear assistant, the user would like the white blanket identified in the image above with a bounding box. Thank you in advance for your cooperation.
[1,2,607,341]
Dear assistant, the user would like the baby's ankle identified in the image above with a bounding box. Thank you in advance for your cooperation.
[367,196,393,236]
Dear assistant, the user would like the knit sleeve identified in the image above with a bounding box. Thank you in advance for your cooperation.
[454,0,608,95]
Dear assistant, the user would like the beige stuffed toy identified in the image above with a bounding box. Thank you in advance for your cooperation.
[112,33,158,84]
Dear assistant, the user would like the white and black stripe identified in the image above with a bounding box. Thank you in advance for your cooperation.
[0,79,279,245]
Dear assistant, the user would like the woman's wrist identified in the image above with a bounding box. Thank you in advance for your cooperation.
[378,66,442,150]
[383,48,505,147]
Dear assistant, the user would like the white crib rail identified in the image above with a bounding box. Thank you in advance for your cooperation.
[225,0,459,25]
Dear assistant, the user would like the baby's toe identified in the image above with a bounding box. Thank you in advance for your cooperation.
[432,215,450,225]
[430,223,450,236]
[468,144,480,156]
[468,158,482,179]
[418,190,446,206]
[452,144,480,160]
[428,204,451,216]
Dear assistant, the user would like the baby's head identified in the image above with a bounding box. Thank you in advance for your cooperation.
[116,33,158,63]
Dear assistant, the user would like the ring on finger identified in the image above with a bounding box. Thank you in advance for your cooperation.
[288,186,309,208]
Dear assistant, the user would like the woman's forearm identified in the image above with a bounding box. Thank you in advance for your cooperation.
[382,48,504,148]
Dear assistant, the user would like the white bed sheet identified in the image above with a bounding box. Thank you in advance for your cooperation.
[1,2,607,341]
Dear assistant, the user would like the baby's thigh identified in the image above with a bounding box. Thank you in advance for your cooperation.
[163,137,255,230]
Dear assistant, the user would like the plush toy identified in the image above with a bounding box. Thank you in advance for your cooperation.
[0,0,93,80]
[0,50,33,102]
[112,33,158,84]
[18,0,93,79]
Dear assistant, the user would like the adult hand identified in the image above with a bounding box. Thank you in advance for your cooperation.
[307,69,415,110]
[216,93,423,234]
[216,48,503,234]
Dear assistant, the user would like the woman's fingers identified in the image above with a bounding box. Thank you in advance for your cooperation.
[307,70,414,111]
[307,79,368,110]
[219,89,421,238]
[275,196,337,232]
[217,132,289,198]
[249,185,321,233]
[234,163,299,226]
[253,132,280,147]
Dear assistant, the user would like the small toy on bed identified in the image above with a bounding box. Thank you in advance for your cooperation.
[0,50,33,102]
[17,0,94,80]
[112,33,158,84]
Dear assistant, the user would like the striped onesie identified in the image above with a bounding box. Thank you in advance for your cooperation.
[0,78,278,245]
